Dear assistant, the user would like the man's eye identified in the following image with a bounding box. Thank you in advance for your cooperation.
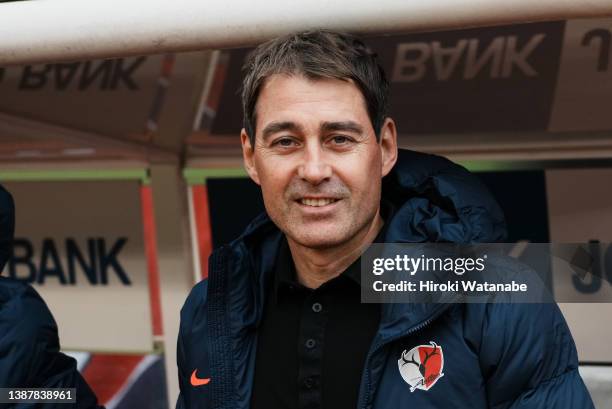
[273,138,296,147]
[331,135,351,144]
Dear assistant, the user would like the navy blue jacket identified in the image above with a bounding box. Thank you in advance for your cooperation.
[176,150,594,409]
[0,185,103,408]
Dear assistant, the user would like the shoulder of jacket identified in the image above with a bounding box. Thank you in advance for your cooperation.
[0,277,55,328]
[0,278,57,357]
[180,279,209,327]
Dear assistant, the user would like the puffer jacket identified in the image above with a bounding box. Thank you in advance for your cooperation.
[0,184,103,408]
[176,150,594,409]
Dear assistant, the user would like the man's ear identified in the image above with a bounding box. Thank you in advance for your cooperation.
[379,118,398,177]
[241,129,261,185]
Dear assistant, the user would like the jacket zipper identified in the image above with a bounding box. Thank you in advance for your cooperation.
[207,246,236,409]
[358,304,451,409]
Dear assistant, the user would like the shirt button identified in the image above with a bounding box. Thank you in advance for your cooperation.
[305,338,316,349]
[312,302,323,313]
[304,376,315,389]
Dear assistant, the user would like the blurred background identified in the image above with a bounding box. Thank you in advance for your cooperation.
[1,3,612,408]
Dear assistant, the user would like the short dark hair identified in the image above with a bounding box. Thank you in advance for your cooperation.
[241,30,389,146]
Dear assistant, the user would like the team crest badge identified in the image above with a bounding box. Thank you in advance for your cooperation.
[397,341,444,392]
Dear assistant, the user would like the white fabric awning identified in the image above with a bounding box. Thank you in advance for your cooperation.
[1,0,612,65]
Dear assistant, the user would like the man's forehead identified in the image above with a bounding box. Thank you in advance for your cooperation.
[254,74,371,132]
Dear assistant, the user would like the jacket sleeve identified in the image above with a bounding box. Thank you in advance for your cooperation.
[176,316,189,409]
[474,302,594,409]
[176,279,209,409]
[0,279,104,409]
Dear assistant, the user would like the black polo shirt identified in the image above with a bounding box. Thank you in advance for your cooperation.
[251,209,391,409]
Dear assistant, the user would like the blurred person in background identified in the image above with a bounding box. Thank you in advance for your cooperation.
[0,184,103,408]
[176,31,593,409]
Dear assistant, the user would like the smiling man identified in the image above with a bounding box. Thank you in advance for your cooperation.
[176,31,593,409]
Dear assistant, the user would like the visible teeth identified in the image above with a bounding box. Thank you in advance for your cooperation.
[300,198,336,207]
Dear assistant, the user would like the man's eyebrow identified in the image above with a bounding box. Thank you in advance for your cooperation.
[320,121,364,134]
[261,121,304,141]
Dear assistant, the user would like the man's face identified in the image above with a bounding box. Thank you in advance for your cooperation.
[241,74,397,250]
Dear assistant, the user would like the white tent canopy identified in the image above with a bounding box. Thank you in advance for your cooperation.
[1,0,612,65]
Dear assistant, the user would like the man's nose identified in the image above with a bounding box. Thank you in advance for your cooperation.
[297,145,332,185]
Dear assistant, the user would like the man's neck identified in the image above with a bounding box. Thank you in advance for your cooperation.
[287,213,384,289]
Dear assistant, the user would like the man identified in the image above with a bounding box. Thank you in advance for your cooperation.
[0,185,103,409]
[176,30,593,408]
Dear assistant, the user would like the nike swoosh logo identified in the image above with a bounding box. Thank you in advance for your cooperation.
[191,369,211,386]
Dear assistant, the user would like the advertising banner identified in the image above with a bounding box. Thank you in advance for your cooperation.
[0,56,162,138]
[1,180,154,352]
[547,168,612,362]
[549,18,612,132]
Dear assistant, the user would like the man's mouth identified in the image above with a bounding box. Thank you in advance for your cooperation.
[298,198,340,207]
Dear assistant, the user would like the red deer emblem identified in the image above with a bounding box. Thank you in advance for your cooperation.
[397,341,444,392]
